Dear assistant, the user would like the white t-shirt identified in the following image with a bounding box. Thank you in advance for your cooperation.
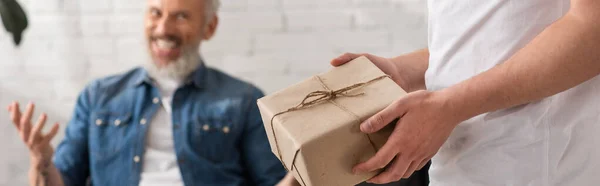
[426,0,600,185]
[139,77,184,186]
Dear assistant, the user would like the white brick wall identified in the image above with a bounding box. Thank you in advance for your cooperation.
[285,10,353,31]
[0,0,427,185]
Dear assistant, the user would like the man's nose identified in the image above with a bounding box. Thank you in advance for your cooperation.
[154,17,176,36]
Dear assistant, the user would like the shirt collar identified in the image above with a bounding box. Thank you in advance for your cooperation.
[132,60,207,89]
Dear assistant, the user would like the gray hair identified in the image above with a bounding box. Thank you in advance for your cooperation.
[205,0,220,19]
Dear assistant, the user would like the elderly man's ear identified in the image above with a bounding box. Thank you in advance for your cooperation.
[203,14,218,40]
[276,173,301,186]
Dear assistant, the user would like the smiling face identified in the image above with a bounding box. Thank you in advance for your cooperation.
[144,0,218,74]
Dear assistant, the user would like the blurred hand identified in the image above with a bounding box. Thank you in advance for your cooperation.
[7,102,59,169]
[351,90,462,184]
[331,53,409,91]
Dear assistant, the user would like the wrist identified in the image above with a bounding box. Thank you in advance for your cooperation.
[431,88,479,126]
[385,56,413,91]
[30,146,54,171]
[29,162,52,186]
[30,156,52,171]
[389,53,428,92]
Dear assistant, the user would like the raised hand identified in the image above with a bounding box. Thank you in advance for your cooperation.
[7,102,59,168]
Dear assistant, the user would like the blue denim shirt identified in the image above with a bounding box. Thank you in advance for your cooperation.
[53,63,286,186]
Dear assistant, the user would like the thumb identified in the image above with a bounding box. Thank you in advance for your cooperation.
[331,53,362,67]
[361,98,408,133]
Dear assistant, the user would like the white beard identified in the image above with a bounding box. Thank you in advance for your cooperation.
[144,47,202,81]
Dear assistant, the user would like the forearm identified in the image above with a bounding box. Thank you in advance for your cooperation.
[390,48,429,92]
[29,162,64,186]
[440,4,600,121]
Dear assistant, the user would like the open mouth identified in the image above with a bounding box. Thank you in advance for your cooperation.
[151,37,182,60]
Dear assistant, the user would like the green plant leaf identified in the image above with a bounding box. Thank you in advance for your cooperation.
[0,1,16,33]
[0,0,28,46]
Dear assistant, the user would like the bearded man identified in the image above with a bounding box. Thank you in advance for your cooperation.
[6,0,293,185]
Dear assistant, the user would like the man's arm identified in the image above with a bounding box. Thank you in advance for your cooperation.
[442,0,600,121]
[351,0,600,184]
[331,48,429,93]
[241,87,288,186]
[52,83,95,186]
[23,82,94,186]
[7,102,65,186]
[390,48,429,92]
[29,162,63,186]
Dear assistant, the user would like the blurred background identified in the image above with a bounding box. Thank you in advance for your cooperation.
[0,0,427,185]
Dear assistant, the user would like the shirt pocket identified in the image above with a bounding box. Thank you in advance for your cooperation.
[191,117,236,163]
[89,111,132,161]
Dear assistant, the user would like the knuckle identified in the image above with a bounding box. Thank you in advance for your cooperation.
[389,137,403,148]
[420,154,430,161]
[390,172,404,181]
[414,151,425,157]
[374,159,387,169]
[373,159,385,169]
[406,169,416,177]
[403,169,414,178]
[373,115,385,127]
[392,99,405,110]
[404,150,417,159]
[369,177,381,184]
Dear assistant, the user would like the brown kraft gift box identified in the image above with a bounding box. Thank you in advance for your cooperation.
[257,56,407,186]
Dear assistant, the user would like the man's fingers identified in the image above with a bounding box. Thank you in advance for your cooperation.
[360,99,407,133]
[353,141,399,174]
[28,113,47,145]
[20,102,35,138]
[9,102,22,129]
[367,155,411,184]
[330,53,361,66]
[417,157,432,170]
[402,160,421,178]
[43,123,60,143]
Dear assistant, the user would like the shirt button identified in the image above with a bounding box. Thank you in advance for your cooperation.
[152,97,160,104]
[134,156,140,163]
[178,158,185,164]
[114,119,121,126]
[173,123,179,129]
[222,126,230,134]
[202,124,210,131]
[140,118,147,125]
[95,119,103,126]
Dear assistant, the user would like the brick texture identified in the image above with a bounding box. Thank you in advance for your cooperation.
[0,0,427,184]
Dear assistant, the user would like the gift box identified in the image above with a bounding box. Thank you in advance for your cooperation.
[257,56,407,186]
